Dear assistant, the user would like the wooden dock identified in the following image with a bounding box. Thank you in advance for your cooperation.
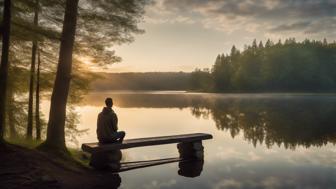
[82,133,213,170]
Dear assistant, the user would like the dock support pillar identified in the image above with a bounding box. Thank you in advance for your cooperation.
[90,150,122,170]
[177,141,204,160]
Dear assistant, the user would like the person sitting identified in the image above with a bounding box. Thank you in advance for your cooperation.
[97,97,125,143]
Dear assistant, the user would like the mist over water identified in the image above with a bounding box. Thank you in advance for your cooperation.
[67,92,336,188]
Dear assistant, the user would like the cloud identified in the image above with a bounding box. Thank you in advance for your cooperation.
[143,179,177,189]
[148,0,336,35]
[270,21,311,32]
[261,177,281,189]
[161,0,336,19]
[214,179,242,189]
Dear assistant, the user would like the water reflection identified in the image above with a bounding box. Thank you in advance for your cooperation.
[85,92,336,149]
[81,92,336,189]
[208,98,336,149]
[93,173,121,189]
[178,160,204,178]
[118,158,204,178]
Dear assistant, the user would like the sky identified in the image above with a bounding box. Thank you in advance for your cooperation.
[103,0,336,73]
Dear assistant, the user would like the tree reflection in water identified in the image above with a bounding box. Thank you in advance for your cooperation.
[191,97,336,149]
[85,93,336,150]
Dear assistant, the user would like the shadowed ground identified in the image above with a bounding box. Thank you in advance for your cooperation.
[0,144,121,189]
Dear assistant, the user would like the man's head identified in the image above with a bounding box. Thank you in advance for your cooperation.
[105,97,113,108]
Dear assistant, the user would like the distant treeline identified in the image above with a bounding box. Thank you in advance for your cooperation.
[191,38,336,92]
[93,72,191,91]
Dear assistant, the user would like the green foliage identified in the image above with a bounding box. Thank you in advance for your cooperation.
[190,68,213,91]
[68,147,90,166]
[194,38,336,92]
[6,136,42,148]
[0,0,149,150]
[76,0,150,65]
[2,0,147,144]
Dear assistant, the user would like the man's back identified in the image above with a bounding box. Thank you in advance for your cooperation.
[97,107,118,143]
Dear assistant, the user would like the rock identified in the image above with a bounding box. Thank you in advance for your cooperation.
[177,141,204,160]
[90,152,109,170]
[108,150,122,162]
[90,150,123,170]
[195,151,204,159]
[178,160,204,178]
[109,163,121,171]
[192,142,204,151]
[81,153,89,160]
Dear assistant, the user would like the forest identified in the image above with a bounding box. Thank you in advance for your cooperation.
[0,0,148,188]
[191,39,336,92]
[0,0,148,148]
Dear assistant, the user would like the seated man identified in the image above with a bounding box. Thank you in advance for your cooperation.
[97,97,125,143]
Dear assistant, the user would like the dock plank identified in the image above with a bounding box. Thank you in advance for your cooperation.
[82,133,213,153]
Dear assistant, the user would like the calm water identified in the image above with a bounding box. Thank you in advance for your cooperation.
[67,92,336,188]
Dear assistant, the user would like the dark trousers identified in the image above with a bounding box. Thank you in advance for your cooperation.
[100,131,126,144]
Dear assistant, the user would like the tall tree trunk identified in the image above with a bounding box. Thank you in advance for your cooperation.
[36,47,41,140]
[27,45,37,139]
[27,0,39,139]
[41,0,79,151]
[0,0,12,144]
[7,86,17,138]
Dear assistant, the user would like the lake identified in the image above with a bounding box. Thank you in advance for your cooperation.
[66,91,336,188]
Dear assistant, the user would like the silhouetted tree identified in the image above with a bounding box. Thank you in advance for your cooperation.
[40,0,79,152]
[190,68,213,91]
[27,0,40,139]
[35,47,41,140]
[193,39,336,92]
[0,0,12,144]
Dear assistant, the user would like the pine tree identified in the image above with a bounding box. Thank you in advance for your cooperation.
[323,38,328,46]
[230,45,238,56]
[258,41,264,49]
[265,39,272,48]
[252,39,258,49]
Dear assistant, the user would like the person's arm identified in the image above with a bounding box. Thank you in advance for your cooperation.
[111,112,118,132]
[114,113,118,131]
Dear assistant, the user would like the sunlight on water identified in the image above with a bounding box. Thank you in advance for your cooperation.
[42,92,336,188]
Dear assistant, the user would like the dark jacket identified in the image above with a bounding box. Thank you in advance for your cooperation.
[97,107,118,142]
